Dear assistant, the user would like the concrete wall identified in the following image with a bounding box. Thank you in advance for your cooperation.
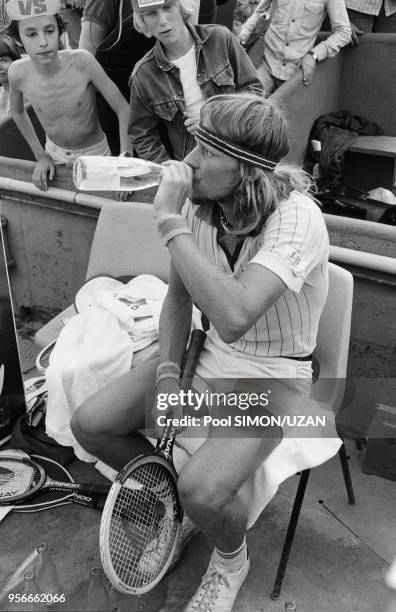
[339,35,396,136]
[272,56,342,165]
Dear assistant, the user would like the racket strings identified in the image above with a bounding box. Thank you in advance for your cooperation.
[109,462,179,588]
[36,341,56,372]
[0,462,37,498]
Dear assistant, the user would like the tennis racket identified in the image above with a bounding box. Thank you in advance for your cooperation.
[35,340,56,373]
[100,328,207,595]
[0,455,111,507]
[12,454,96,512]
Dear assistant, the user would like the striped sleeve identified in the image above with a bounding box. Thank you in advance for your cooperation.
[250,193,329,293]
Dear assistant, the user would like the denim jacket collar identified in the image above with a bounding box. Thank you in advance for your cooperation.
[154,23,211,72]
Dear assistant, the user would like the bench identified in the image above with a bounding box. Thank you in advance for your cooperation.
[343,136,396,193]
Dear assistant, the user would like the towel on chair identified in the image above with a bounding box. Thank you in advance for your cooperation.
[45,275,168,461]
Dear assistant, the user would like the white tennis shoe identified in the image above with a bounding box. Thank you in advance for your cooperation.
[184,553,250,612]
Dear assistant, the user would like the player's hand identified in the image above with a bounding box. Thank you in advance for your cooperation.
[300,53,317,86]
[152,378,184,438]
[33,156,55,191]
[349,22,364,47]
[184,111,200,134]
[153,161,192,217]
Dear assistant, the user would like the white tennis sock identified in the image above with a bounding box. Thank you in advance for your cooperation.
[212,537,248,573]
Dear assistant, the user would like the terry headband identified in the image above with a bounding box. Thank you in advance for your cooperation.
[4,0,60,20]
[195,125,278,171]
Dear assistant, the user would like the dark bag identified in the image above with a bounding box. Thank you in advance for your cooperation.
[317,189,396,226]
[10,414,75,466]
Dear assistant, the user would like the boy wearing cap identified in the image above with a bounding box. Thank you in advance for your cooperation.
[128,0,263,163]
[4,0,129,191]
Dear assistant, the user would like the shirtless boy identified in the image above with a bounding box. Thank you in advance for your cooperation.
[5,0,129,191]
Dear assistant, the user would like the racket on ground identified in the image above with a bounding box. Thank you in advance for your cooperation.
[12,454,99,512]
[0,455,111,507]
[100,328,207,595]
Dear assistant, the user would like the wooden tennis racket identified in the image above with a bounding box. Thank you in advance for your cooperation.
[99,328,206,595]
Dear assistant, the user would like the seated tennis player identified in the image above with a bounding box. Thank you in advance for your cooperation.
[72,93,341,610]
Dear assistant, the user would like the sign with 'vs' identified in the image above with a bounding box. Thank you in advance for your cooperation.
[5,0,60,19]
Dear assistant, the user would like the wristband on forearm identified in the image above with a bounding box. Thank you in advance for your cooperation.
[156,361,181,386]
[156,213,192,247]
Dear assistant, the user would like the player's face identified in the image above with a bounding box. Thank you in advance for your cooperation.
[184,141,239,205]
[0,56,13,84]
[141,1,186,46]
[18,15,59,63]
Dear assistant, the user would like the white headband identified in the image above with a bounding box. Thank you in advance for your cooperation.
[195,126,279,171]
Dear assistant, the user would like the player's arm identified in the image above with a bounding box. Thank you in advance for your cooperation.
[154,163,287,344]
[8,64,55,191]
[81,50,130,153]
[159,263,193,368]
[153,264,193,432]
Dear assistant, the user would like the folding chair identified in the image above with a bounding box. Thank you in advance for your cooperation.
[271,262,355,600]
[34,202,170,349]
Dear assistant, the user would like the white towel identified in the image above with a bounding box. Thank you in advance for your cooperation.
[45,306,134,461]
[45,274,171,461]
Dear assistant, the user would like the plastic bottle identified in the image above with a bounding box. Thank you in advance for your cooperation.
[73,156,162,192]
[82,566,112,612]
[2,570,46,611]
[34,543,59,599]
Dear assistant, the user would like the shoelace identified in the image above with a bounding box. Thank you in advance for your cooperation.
[188,565,230,611]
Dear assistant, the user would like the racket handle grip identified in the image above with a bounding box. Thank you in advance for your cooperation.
[71,493,106,509]
[180,329,207,387]
[47,481,110,495]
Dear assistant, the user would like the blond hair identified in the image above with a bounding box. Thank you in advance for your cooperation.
[133,0,196,37]
[200,93,315,236]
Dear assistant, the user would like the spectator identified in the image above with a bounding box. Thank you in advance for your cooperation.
[129,0,263,162]
[6,0,129,191]
[346,1,396,44]
[61,0,85,49]
[239,0,351,94]
[0,32,20,122]
[79,0,154,154]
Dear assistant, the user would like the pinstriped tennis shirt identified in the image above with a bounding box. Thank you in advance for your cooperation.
[183,191,329,359]
[346,0,396,17]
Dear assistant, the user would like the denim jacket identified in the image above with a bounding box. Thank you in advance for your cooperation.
[128,24,264,163]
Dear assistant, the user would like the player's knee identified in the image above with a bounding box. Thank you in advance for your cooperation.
[71,401,101,451]
[178,470,233,516]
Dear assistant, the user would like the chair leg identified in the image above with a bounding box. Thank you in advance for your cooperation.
[271,469,310,600]
[338,441,356,505]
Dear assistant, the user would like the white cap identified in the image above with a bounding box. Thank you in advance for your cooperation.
[4,0,61,20]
